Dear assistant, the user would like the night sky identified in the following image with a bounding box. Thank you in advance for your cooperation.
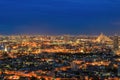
[0,0,120,35]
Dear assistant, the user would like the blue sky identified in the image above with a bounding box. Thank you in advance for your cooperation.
[0,0,120,35]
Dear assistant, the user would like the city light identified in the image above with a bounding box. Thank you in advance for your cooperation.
[0,34,120,79]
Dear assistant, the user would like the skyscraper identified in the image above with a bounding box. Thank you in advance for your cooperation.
[71,61,78,71]
[113,35,119,51]
[118,63,120,77]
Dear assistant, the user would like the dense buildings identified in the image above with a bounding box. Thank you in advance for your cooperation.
[0,33,120,79]
[0,33,117,55]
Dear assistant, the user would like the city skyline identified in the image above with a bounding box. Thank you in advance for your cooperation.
[0,0,120,35]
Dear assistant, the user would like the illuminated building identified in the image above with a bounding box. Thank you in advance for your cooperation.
[113,34,119,51]
[96,33,112,43]
[4,46,8,52]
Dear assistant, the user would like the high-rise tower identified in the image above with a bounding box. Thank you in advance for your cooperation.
[118,63,120,77]
[113,34,119,51]
[71,61,78,71]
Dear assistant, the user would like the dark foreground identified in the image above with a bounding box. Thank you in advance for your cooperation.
[0,52,120,80]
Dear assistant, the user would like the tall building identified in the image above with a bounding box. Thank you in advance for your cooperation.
[118,63,120,77]
[4,46,8,52]
[113,35,119,51]
[71,61,78,71]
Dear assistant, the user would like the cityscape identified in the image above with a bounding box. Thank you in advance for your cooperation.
[0,33,120,80]
[1,0,120,80]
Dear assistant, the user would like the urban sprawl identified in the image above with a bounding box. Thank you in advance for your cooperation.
[0,33,120,80]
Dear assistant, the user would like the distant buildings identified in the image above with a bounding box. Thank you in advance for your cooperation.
[0,34,119,55]
[0,44,9,53]
[96,33,112,43]
[0,34,120,79]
